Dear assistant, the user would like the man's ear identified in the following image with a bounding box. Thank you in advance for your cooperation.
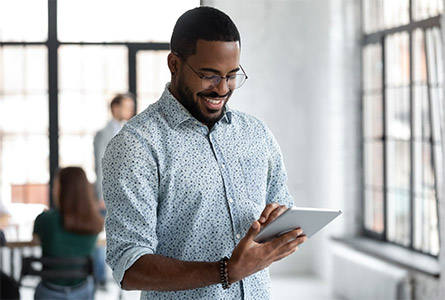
[167,52,180,76]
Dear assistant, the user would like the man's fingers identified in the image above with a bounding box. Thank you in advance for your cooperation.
[270,233,306,262]
[273,247,298,262]
[271,228,305,247]
[258,203,280,223]
[259,203,288,227]
[262,205,287,227]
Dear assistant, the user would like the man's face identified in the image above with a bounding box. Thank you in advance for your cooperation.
[171,40,241,126]
[113,97,135,122]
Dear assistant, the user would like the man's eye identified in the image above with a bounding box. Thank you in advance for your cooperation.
[203,75,219,80]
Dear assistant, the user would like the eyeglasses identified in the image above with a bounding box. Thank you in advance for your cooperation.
[175,52,248,90]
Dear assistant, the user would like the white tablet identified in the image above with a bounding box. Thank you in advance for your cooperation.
[254,206,342,243]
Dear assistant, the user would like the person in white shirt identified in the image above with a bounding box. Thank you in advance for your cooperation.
[94,93,135,203]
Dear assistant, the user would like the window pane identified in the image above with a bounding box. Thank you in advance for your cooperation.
[59,135,95,176]
[386,87,410,140]
[413,194,440,255]
[363,44,382,91]
[363,0,409,33]
[1,46,48,94]
[386,140,410,191]
[433,143,443,202]
[412,29,427,84]
[386,190,410,246]
[136,50,171,112]
[425,29,440,85]
[430,88,442,142]
[364,142,384,187]
[412,29,430,140]
[413,86,431,140]
[426,28,444,142]
[363,94,383,138]
[58,45,128,181]
[364,188,384,234]
[385,32,410,87]
[0,0,47,42]
[413,0,444,21]
[0,46,49,208]
[428,27,444,190]
[428,28,444,85]
[58,0,200,42]
[413,144,439,255]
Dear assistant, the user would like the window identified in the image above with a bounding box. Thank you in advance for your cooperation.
[57,0,197,42]
[0,0,48,42]
[362,0,443,256]
[58,45,129,180]
[136,50,171,112]
[0,0,199,237]
[0,46,49,204]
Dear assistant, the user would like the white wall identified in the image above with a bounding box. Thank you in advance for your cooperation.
[203,0,362,278]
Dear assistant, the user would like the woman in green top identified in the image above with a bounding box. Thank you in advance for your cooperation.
[33,167,104,300]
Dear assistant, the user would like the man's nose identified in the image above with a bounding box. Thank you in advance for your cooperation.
[213,77,230,95]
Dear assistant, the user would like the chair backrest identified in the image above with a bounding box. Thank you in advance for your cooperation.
[18,256,94,287]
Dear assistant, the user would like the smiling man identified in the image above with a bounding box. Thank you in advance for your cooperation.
[169,40,239,126]
[102,6,306,300]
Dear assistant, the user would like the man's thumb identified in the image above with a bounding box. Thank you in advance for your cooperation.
[246,220,261,240]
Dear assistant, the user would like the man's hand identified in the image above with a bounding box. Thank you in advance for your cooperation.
[227,203,307,283]
[258,203,288,228]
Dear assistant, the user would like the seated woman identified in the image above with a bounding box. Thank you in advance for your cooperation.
[33,167,104,300]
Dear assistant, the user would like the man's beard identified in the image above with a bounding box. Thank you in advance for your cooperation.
[177,79,231,126]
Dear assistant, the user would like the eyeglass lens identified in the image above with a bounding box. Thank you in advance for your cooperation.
[202,74,246,90]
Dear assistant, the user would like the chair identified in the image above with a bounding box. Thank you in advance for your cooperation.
[18,256,94,289]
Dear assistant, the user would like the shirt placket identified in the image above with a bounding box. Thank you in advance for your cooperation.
[207,129,242,245]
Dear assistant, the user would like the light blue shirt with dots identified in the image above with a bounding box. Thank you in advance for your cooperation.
[103,85,294,300]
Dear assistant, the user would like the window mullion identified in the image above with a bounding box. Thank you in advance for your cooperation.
[423,27,441,251]
[409,28,415,251]
[48,0,59,208]
[382,35,388,241]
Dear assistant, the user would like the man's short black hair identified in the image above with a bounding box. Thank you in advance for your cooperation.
[170,6,241,60]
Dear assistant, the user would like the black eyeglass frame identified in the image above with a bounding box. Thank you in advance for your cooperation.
[174,52,248,90]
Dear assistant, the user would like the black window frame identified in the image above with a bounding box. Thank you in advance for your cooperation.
[361,1,442,257]
[0,0,175,207]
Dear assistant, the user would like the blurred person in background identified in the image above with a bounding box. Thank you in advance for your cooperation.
[0,197,20,300]
[94,93,136,206]
[32,167,104,300]
[93,93,135,289]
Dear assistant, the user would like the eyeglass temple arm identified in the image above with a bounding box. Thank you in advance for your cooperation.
[239,65,248,79]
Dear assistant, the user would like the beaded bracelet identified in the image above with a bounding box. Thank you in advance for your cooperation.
[219,256,231,289]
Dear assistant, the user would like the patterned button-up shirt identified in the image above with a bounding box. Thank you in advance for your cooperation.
[103,85,294,299]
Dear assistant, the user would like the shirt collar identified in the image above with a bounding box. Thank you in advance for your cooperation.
[159,84,233,129]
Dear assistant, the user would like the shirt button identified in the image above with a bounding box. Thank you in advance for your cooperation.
[221,163,225,169]
[236,234,241,239]
[228,198,234,203]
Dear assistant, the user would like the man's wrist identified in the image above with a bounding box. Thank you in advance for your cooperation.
[219,257,231,289]
[226,256,241,284]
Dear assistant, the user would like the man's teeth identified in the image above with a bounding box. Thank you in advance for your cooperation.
[204,97,223,104]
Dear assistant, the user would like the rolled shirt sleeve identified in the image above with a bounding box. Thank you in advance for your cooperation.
[103,126,159,286]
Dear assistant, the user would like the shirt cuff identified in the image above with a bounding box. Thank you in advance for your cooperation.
[112,246,154,288]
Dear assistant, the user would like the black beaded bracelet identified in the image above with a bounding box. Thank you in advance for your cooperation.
[219,256,231,289]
